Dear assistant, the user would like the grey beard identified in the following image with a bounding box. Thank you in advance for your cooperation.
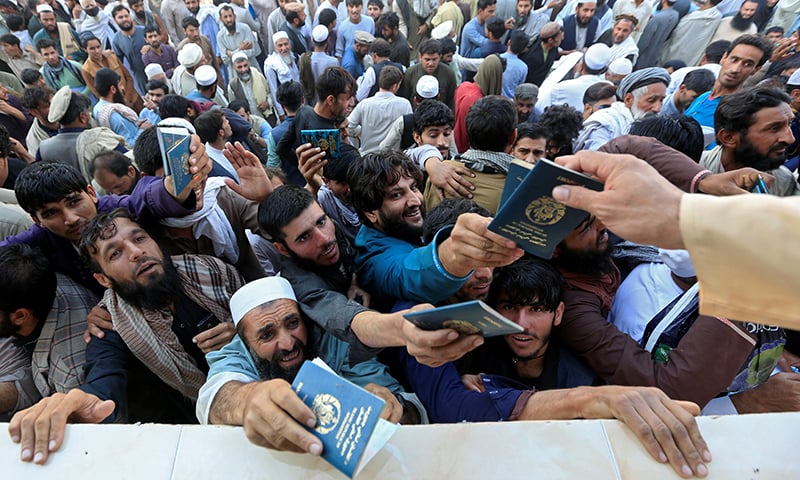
[281,53,293,65]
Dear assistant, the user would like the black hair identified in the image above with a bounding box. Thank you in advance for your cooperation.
[60,91,92,125]
[319,8,337,28]
[538,104,583,154]
[94,68,120,97]
[21,68,42,85]
[194,109,225,144]
[347,149,424,226]
[182,16,200,29]
[466,95,517,151]
[78,208,137,272]
[228,99,250,113]
[277,80,304,112]
[485,16,506,39]
[418,38,442,56]
[35,37,56,52]
[714,86,792,136]
[133,126,162,175]
[370,38,392,57]
[726,34,772,68]
[440,37,456,55]
[516,122,549,142]
[21,86,54,110]
[422,198,490,243]
[509,30,527,55]
[368,0,384,8]
[144,24,160,36]
[90,149,133,178]
[346,0,363,6]
[158,93,192,119]
[5,14,24,31]
[682,68,715,94]
[378,64,403,90]
[629,114,704,162]
[286,8,302,24]
[146,79,169,94]
[323,143,360,182]
[582,81,617,105]
[0,125,9,159]
[765,26,784,36]
[413,99,454,134]
[257,184,317,242]
[488,256,563,311]
[0,244,57,325]
[219,4,234,15]
[81,34,101,49]
[15,162,89,216]
[0,33,20,46]
[704,40,731,64]
[477,0,497,10]
[315,66,356,104]
[378,11,399,30]
[110,4,129,18]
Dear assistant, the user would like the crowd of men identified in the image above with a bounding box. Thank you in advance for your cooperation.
[0,0,799,476]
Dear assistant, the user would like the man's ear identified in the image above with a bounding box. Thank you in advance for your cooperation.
[553,301,565,327]
[93,272,113,289]
[273,241,291,257]
[363,209,379,226]
[623,92,634,109]
[87,185,99,205]
[127,165,136,177]
[412,131,422,146]
[8,308,33,328]
[717,128,739,149]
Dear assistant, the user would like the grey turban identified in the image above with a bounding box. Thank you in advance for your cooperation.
[617,67,672,99]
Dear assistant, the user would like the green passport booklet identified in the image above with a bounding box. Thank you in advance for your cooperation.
[489,158,604,259]
[403,300,523,337]
[292,358,398,478]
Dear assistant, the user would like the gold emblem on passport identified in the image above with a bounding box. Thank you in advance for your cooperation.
[312,393,341,434]
[525,197,566,225]
[442,320,481,335]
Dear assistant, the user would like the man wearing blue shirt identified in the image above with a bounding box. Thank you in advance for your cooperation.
[335,0,375,59]
[500,30,529,99]
[91,68,143,148]
[460,0,498,59]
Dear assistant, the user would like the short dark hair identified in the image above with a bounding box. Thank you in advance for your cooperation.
[370,38,392,57]
[323,143,360,182]
[418,38,441,56]
[61,91,92,125]
[228,99,250,113]
[21,68,43,85]
[0,125,10,159]
[422,198,490,243]
[111,4,129,18]
[509,30,527,55]
[146,79,169,94]
[516,122,549,142]
[219,4,234,15]
[81,34,100,49]
[144,24,160,36]
[315,66,356,105]
[194,109,225,143]
[378,11,399,30]
[347,149,424,225]
[715,86,792,136]
[368,0,384,8]
[466,95,517,151]
[0,244,57,324]
[286,8,302,24]
[726,34,772,68]
[440,37,456,55]
[681,69,715,96]
[346,0,363,6]
[538,104,583,154]
[79,208,138,272]
[36,38,56,52]
[133,126,162,175]
[5,14,24,31]
[90,150,133,179]
[629,114,704,162]
[765,26,785,36]
[94,68,120,97]
[583,82,617,106]
[704,40,731,64]
[477,0,497,11]
[413,99,454,134]
[378,64,403,90]
[277,80,304,112]
[0,33,20,46]
[319,8,337,28]
[15,162,89,216]
[485,16,506,39]
[488,256,563,312]
[257,184,317,243]
[21,86,54,110]
[182,16,200,29]
[158,93,192,119]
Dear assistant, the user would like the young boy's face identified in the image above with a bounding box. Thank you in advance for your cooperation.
[32,188,99,243]
[323,178,351,203]
[414,124,452,159]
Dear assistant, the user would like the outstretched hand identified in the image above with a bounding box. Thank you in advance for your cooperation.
[223,141,273,203]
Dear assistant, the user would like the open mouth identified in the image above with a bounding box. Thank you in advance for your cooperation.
[320,242,337,259]
[404,208,422,221]
[136,260,159,277]
[278,348,302,366]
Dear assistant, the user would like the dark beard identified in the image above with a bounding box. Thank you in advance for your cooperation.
[110,257,184,311]
[730,12,754,31]
[553,243,615,275]
[379,208,424,246]
[735,140,788,171]
[250,337,318,382]
[225,23,236,33]
[113,89,126,104]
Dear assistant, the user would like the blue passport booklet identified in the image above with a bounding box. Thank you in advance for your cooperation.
[156,126,193,195]
[498,158,534,208]
[402,300,523,337]
[291,359,398,478]
[301,129,341,160]
[489,158,603,259]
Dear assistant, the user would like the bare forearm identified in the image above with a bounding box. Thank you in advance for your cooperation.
[0,381,19,414]
[350,311,406,348]
[518,387,593,421]
[208,381,255,425]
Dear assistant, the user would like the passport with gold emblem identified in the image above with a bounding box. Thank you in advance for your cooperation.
[403,300,523,337]
[489,158,603,259]
[291,359,398,478]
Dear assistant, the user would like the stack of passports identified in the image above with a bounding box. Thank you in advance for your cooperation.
[156,127,193,194]
[489,158,604,259]
[291,359,398,478]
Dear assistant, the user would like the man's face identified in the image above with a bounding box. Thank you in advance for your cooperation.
[220,8,236,29]
[498,294,563,361]
[553,215,613,274]
[86,39,103,60]
[354,42,370,56]
[235,59,250,75]
[414,124,452,158]
[184,25,200,41]
[113,9,133,30]
[478,3,496,22]
[241,300,309,381]
[612,20,633,44]
[717,44,764,89]
[41,45,61,66]
[221,115,233,139]
[329,89,355,118]
[324,178,351,203]
[366,173,424,240]
[40,12,57,33]
[381,24,394,40]
[419,52,440,74]
[766,31,784,43]
[512,136,546,164]
[441,51,454,63]
[0,41,21,57]
[130,0,145,16]
[515,97,535,122]
[583,96,615,119]
[33,189,98,243]
[576,3,596,26]
[739,1,758,19]
[516,0,532,17]
[276,202,341,266]
[94,166,137,196]
[732,103,795,170]
[185,0,199,14]
[675,86,701,110]
[275,37,292,56]
[145,30,161,48]
[453,267,493,302]
[627,82,666,119]
[146,87,166,106]
[367,3,381,20]
[27,96,54,124]
[347,2,362,22]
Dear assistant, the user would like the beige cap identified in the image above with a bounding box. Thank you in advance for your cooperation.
[354,30,375,45]
[48,86,73,123]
